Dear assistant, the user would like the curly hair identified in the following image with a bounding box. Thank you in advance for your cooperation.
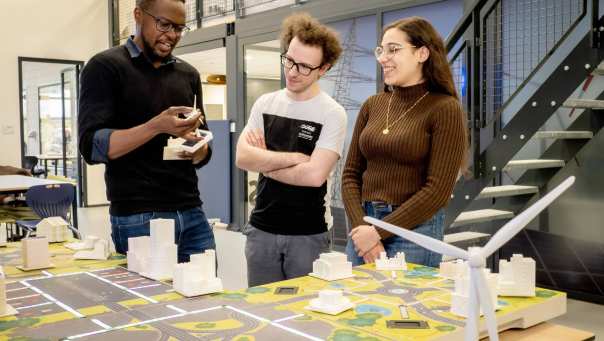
[280,13,342,67]
[136,0,184,10]
[384,16,458,99]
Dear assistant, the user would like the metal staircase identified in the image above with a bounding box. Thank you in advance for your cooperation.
[444,0,604,302]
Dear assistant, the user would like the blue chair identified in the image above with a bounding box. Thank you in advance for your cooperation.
[15,184,80,239]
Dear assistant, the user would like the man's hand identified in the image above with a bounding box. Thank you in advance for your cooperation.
[245,129,266,149]
[350,225,381,257]
[181,143,209,164]
[179,130,209,164]
[147,106,201,137]
[363,242,385,264]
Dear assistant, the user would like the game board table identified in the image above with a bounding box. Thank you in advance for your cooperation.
[1,245,569,340]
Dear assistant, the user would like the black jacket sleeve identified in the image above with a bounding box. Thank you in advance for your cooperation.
[78,55,118,165]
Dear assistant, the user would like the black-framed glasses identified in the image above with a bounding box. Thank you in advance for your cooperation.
[374,43,416,60]
[280,54,322,76]
[142,9,190,35]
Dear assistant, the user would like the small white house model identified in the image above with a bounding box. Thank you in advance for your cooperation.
[498,254,536,297]
[19,237,53,270]
[375,251,407,271]
[439,259,468,278]
[163,139,186,160]
[65,235,99,251]
[0,266,17,317]
[451,269,498,317]
[173,249,223,297]
[36,217,70,242]
[74,238,110,260]
[306,289,354,315]
[132,219,178,280]
[309,252,353,281]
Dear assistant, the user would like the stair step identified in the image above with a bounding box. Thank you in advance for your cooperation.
[477,185,539,199]
[533,131,593,139]
[451,209,514,227]
[562,99,604,109]
[444,231,490,244]
[503,159,565,171]
[595,61,604,75]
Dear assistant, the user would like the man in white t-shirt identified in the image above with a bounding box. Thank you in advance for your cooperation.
[236,13,347,286]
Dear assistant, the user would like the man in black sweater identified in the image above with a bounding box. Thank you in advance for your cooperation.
[78,0,215,263]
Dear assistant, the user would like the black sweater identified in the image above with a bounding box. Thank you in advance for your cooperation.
[78,45,211,215]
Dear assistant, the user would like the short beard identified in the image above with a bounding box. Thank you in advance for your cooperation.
[140,24,166,62]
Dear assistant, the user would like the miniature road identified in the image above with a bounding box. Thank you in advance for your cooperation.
[355,268,465,327]
[203,309,261,341]
[127,308,198,341]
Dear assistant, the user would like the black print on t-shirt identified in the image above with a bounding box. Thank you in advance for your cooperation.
[262,113,323,155]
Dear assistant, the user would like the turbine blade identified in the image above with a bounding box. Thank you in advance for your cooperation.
[474,270,499,341]
[365,217,468,259]
[481,176,575,257]
[465,271,479,341]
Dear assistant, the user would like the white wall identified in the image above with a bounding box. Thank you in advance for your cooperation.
[0,0,110,204]
[202,84,227,120]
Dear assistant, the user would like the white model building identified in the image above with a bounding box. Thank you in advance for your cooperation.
[19,236,52,270]
[74,238,110,260]
[309,252,354,281]
[127,236,150,273]
[439,259,468,278]
[0,224,7,247]
[36,217,70,242]
[306,289,354,315]
[135,218,178,280]
[375,251,407,271]
[451,268,498,317]
[65,235,99,251]
[0,266,17,317]
[173,249,223,297]
[163,138,187,160]
[498,254,536,297]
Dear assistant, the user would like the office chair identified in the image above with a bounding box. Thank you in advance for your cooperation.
[15,184,80,239]
[22,156,46,177]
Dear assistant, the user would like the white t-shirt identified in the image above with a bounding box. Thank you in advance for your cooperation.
[244,89,347,157]
[243,88,347,235]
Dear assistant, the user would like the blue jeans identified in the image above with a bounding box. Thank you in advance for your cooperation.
[110,206,216,263]
[346,202,444,268]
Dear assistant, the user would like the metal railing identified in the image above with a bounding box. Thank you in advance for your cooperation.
[445,0,587,178]
[113,0,302,44]
[481,0,585,129]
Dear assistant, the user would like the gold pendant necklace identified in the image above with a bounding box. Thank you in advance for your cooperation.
[383,90,429,135]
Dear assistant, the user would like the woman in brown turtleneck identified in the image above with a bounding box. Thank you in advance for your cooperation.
[342,16,466,267]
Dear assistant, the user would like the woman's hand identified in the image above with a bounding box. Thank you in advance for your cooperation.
[349,224,381,257]
[363,242,385,264]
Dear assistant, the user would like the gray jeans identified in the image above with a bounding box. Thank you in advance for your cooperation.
[243,224,330,287]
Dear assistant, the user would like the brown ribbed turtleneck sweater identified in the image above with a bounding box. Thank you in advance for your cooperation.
[341,82,466,239]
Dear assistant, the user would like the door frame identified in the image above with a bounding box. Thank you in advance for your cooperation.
[18,57,85,206]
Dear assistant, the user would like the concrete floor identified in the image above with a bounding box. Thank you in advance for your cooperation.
[77,205,603,339]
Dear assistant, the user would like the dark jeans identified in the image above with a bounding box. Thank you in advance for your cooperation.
[110,206,216,263]
[346,201,444,268]
[243,223,330,287]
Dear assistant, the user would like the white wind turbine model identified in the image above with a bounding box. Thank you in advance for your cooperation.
[365,176,575,341]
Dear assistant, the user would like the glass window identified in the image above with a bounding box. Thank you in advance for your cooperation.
[320,15,377,248]
[243,40,281,220]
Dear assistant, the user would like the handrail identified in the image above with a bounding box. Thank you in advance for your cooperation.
[445,0,488,52]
